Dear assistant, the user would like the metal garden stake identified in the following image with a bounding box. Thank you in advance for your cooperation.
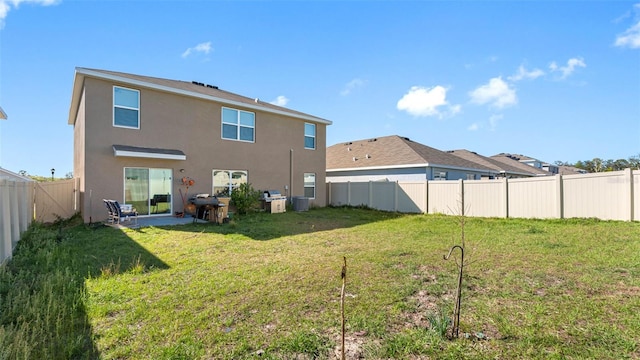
[444,245,464,338]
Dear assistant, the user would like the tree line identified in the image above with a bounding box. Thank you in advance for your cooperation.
[555,155,640,173]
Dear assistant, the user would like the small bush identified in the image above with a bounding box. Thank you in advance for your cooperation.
[230,183,261,215]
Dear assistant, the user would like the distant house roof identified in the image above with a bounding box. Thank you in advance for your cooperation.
[68,67,331,126]
[446,149,537,177]
[0,106,6,120]
[558,165,588,175]
[327,135,496,173]
[489,154,553,176]
[0,167,33,181]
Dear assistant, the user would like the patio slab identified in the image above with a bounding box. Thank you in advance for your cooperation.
[109,215,211,229]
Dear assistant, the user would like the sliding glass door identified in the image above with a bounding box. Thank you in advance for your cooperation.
[124,168,172,216]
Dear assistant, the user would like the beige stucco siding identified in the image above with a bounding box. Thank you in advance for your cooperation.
[79,77,326,222]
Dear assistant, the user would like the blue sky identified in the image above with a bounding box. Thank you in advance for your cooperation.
[0,0,638,177]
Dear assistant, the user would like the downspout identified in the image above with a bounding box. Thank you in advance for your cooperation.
[289,149,293,205]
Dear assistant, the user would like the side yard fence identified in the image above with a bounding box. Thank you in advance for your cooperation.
[1,178,79,263]
[327,168,640,222]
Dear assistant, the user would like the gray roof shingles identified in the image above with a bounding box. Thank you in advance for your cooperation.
[327,135,495,173]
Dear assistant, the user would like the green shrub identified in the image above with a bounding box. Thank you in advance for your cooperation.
[230,183,261,215]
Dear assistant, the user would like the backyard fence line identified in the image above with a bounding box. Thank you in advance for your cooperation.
[327,168,640,222]
[1,178,79,263]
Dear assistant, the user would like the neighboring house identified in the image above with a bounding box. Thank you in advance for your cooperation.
[500,153,559,174]
[68,68,331,223]
[326,135,497,182]
[0,167,33,182]
[490,154,553,176]
[446,149,541,178]
[558,165,588,175]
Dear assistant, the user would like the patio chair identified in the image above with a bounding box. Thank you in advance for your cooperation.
[107,200,138,225]
[103,199,117,224]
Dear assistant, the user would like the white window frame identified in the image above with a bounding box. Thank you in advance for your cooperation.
[113,86,140,129]
[303,172,316,199]
[221,107,255,143]
[212,169,248,197]
[304,123,316,150]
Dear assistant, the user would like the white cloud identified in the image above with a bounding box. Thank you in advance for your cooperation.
[508,65,545,81]
[549,57,586,79]
[489,114,503,130]
[0,0,59,26]
[467,123,479,131]
[396,85,460,118]
[615,21,640,49]
[340,78,366,96]
[270,95,289,107]
[468,77,517,109]
[181,41,212,58]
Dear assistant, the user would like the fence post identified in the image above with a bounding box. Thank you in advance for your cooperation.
[424,180,428,214]
[555,174,564,219]
[459,179,465,216]
[368,181,373,208]
[347,182,351,206]
[1,180,13,262]
[627,168,634,221]
[392,181,396,211]
[327,182,332,206]
[503,177,509,218]
[10,181,20,246]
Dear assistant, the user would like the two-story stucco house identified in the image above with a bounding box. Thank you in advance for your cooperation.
[68,68,331,223]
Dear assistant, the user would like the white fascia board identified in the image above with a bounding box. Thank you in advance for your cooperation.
[114,149,186,161]
[70,68,332,125]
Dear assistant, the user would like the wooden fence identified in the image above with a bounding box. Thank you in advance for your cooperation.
[1,178,78,263]
[327,168,639,221]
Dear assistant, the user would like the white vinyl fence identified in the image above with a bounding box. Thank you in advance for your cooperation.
[1,178,78,263]
[327,168,640,222]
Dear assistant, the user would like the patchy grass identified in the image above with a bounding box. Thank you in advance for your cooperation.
[2,207,640,359]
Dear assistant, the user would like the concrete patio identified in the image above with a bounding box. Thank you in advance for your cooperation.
[108,215,213,229]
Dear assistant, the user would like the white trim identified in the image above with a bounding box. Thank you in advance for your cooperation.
[114,149,186,160]
[70,68,332,126]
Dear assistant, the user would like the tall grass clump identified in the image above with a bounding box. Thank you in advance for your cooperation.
[0,223,96,359]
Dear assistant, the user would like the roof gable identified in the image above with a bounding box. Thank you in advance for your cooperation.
[68,67,331,126]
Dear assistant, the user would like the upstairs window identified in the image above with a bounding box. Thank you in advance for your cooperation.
[222,107,255,142]
[113,86,140,129]
[304,123,316,149]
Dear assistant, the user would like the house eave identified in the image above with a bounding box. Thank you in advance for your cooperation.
[0,107,7,120]
[113,145,187,160]
[69,67,332,126]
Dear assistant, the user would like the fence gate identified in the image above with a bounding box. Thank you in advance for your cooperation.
[34,178,79,223]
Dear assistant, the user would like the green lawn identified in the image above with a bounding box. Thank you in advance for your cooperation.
[1,207,639,359]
